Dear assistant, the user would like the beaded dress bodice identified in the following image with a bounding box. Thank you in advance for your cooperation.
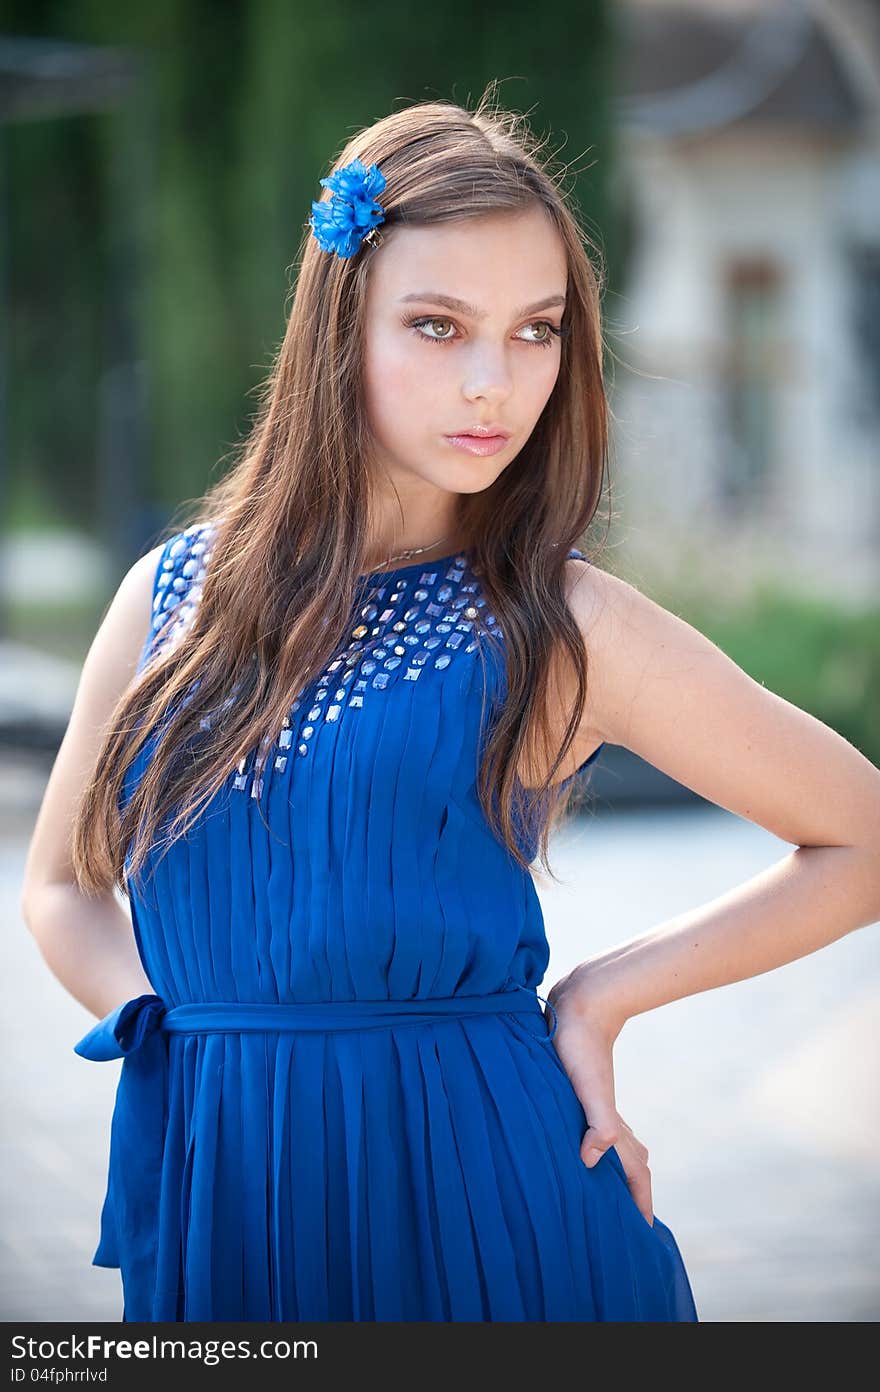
[123,521,602,1008]
[146,526,500,800]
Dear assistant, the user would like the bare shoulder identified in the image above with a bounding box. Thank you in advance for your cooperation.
[561,555,666,746]
[84,541,167,700]
[562,555,880,849]
[562,554,750,752]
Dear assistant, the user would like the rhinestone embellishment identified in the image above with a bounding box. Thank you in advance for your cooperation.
[149,526,500,801]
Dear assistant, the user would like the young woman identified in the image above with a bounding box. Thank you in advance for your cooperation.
[21,87,880,1324]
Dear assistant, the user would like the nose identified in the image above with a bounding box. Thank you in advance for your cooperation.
[461,346,514,407]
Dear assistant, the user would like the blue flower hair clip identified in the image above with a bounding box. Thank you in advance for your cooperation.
[309,157,387,259]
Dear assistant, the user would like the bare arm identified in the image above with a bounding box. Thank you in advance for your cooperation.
[20,542,167,1020]
[559,560,880,1031]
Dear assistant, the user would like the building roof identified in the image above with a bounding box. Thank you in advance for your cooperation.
[616,1,873,136]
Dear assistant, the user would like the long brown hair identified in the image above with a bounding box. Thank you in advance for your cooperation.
[72,81,610,898]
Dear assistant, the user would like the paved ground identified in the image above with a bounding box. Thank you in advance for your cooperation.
[3,762,878,1323]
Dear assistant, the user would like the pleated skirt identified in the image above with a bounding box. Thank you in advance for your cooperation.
[98,1008,697,1322]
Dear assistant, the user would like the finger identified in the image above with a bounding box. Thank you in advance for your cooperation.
[628,1172,654,1228]
[579,1118,619,1168]
[616,1146,654,1226]
[615,1112,652,1163]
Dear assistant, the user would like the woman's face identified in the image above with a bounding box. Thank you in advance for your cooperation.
[362,205,568,501]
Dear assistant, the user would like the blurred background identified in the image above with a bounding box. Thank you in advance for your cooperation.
[1,0,878,1323]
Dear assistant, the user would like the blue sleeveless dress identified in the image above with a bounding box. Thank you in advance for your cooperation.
[73,523,699,1322]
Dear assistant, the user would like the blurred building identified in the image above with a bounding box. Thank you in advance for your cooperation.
[611,0,879,600]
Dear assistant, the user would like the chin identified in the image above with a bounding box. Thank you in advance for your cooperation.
[429,464,504,496]
[437,447,513,480]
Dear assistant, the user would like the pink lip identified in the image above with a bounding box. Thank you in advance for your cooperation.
[444,433,510,457]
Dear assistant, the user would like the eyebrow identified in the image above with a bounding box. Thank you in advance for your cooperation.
[397,291,566,320]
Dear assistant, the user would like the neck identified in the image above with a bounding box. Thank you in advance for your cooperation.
[364,528,460,570]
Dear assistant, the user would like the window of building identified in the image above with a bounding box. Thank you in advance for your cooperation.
[721,258,784,511]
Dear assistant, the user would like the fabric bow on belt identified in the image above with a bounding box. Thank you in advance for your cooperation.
[74,993,170,1316]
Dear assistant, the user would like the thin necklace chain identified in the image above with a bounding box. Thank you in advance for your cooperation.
[370,533,452,570]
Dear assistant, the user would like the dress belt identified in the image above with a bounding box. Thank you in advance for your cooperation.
[162,987,558,1037]
[73,982,557,1062]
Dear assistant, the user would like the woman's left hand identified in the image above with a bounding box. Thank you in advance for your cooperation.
[545,968,655,1228]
